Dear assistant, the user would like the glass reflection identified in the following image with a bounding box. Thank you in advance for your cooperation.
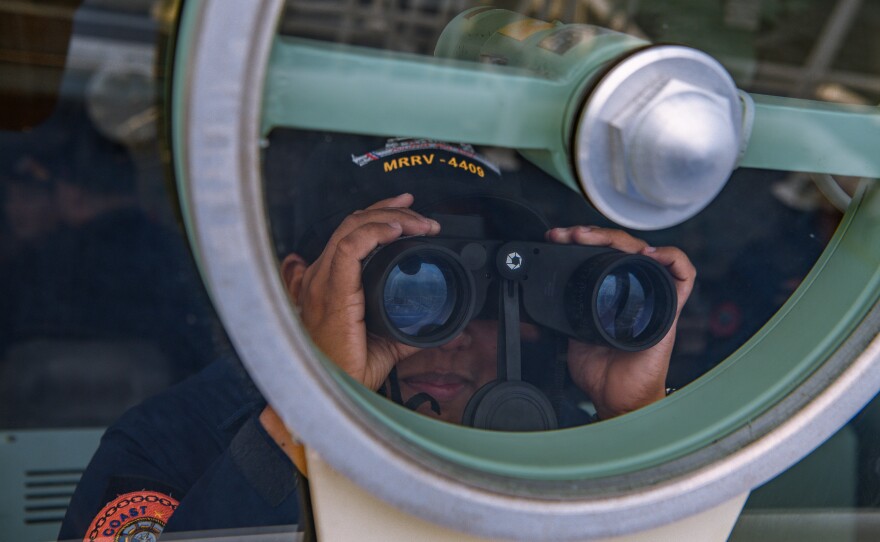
[265,1,849,433]
[596,269,654,341]
[265,2,878,531]
[2,3,249,541]
[0,1,874,541]
[266,131,694,431]
[383,256,455,337]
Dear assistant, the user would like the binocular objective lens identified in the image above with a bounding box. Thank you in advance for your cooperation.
[383,255,457,337]
[596,267,656,342]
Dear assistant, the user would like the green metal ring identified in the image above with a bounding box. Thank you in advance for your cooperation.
[172,1,880,538]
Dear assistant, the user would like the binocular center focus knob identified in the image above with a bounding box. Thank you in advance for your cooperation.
[496,243,530,280]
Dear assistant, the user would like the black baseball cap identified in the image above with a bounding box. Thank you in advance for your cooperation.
[263,129,607,260]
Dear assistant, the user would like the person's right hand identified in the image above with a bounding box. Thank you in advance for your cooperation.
[546,226,696,420]
[280,193,441,391]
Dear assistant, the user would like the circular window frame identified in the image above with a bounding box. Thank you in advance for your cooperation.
[171,1,880,540]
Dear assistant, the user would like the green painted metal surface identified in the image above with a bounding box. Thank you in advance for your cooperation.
[172,0,880,481]
[437,6,647,199]
[262,38,567,151]
[263,15,880,188]
[171,1,192,243]
[433,7,645,137]
[261,36,583,188]
[262,8,643,191]
[741,94,880,178]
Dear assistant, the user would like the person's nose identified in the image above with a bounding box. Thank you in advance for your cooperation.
[439,329,472,351]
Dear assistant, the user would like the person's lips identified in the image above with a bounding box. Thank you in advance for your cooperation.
[402,372,470,402]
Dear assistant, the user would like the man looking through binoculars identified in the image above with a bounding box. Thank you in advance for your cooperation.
[263,190,695,438]
[61,136,695,539]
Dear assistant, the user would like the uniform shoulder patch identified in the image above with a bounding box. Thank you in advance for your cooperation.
[84,490,179,542]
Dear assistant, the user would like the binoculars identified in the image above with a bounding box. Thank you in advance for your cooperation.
[363,237,677,351]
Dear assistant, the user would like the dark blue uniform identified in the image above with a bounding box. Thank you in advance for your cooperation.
[58,359,301,540]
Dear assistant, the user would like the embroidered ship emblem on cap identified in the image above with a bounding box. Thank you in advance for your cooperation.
[351,138,500,175]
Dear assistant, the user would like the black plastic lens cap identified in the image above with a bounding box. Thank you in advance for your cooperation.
[466,381,558,432]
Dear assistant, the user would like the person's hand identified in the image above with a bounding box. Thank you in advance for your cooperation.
[545,226,696,420]
[280,193,441,391]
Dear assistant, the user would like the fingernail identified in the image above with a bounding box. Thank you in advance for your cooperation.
[644,246,657,253]
[390,222,402,231]
[429,219,441,229]
[576,226,593,233]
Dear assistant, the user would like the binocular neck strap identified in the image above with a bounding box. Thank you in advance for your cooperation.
[497,278,522,382]
[384,366,441,416]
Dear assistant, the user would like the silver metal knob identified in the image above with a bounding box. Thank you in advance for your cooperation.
[575,46,743,230]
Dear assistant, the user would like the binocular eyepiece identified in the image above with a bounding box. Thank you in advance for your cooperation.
[363,238,677,351]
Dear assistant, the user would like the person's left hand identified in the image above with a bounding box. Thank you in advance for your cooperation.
[545,226,696,420]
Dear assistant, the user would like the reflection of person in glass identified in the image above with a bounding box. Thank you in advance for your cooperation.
[263,191,695,435]
[61,137,695,539]
[0,151,59,261]
[1,123,217,425]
